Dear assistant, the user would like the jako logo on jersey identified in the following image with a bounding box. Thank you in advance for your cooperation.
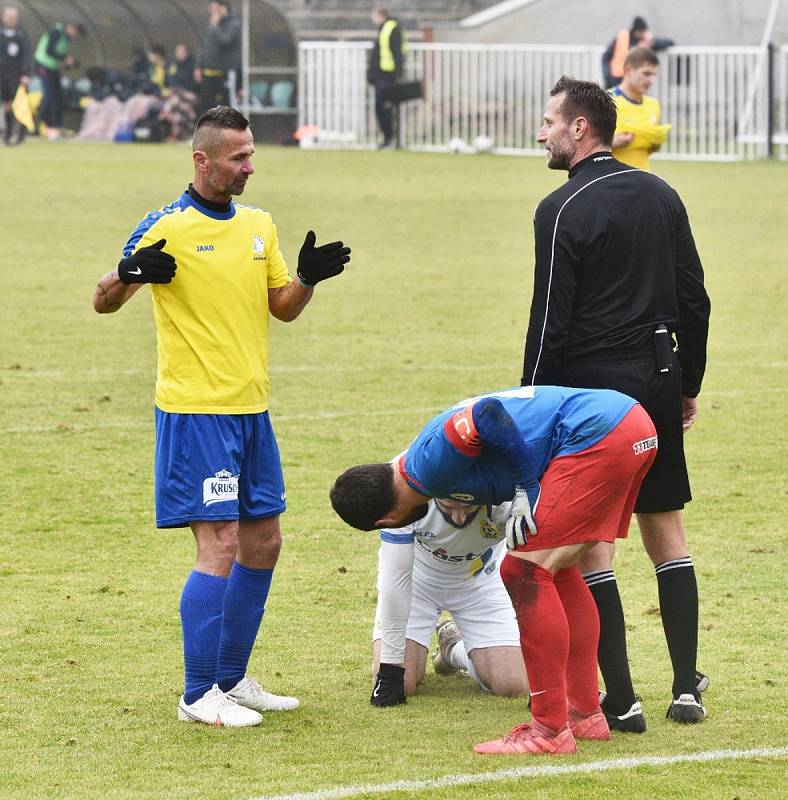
[203,469,239,506]
[633,435,658,455]
[252,234,265,260]
[196,244,215,252]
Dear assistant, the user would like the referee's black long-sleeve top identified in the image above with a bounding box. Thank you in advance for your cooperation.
[521,152,710,397]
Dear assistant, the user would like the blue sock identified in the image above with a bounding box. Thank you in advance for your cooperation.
[217,562,273,692]
[180,570,228,705]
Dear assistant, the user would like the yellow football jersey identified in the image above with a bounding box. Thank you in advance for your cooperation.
[123,191,291,413]
[611,89,671,171]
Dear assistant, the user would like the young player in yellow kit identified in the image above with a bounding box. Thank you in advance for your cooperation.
[610,47,671,171]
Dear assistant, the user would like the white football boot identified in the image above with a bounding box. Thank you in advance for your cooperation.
[177,684,262,727]
[226,676,300,712]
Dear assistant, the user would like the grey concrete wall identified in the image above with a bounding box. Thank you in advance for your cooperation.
[431,0,788,46]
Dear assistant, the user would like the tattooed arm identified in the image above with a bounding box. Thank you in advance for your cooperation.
[93,271,144,314]
[267,280,314,322]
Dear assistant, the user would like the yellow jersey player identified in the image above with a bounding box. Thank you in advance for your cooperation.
[92,106,351,727]
[610,47,671,171]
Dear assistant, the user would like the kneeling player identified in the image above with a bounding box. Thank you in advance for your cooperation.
[371,498,528,705]
[331,386,656,755]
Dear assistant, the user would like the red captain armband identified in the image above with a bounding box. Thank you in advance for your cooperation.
[443,406,483,457]
[397,453,428,492]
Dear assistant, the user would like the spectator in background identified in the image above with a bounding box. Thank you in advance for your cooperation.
[1,4,32,145]
[610,48,672,171]
[162,43,199,141]
[130,47,149,89]
[167,43,198,95]
[147,44,167,96]
[195,0,240,113]
[34,19,85,139]
[367,6,405,149]
[602,16,674,89]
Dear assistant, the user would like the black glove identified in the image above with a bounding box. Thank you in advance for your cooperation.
[297,230,351,286]
[370,663,406,707]
[118,238,177,285]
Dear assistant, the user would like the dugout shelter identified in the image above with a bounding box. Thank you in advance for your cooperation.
[14,0,298,141]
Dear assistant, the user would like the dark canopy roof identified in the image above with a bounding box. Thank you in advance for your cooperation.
[17,0,295,70]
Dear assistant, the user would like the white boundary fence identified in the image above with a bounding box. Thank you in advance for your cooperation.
[298,41,788,161]
[778,45,788,159]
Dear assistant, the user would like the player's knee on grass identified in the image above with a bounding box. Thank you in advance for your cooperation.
[470,647,528,698]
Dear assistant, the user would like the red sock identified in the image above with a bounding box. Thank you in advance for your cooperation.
[555,565,601,714]
[500,554,568,732]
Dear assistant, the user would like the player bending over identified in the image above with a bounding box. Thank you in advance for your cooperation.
[332,386,656,755]
[371,498,528,706]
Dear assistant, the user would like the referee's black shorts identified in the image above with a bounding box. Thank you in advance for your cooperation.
[559,351,690,513]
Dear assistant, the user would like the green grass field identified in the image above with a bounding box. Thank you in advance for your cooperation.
[0,142,786,800]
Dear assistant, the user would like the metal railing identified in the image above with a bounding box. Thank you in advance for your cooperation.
[777,45,788,159]
[298,41,785,160]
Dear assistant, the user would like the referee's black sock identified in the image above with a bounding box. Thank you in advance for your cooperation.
[655,556,699,700]
[582,569,637,715]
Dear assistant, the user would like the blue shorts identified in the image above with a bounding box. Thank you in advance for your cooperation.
[154,409,286,528]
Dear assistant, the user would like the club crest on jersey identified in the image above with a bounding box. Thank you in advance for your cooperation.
[203,469,239,506]
[479,518,499,539]
[633,435,658,455]
[252,234,266,260]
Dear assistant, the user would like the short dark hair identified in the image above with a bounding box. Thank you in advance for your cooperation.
[550,75,617,147]
[193,105,249,152]
[330,464,396,531]
[630,16,648,34]
[624,46,659,71]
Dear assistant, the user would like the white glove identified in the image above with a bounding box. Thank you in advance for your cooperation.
[505,485,539,550]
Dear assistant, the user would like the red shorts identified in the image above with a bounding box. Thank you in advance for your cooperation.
[515,404,657,552]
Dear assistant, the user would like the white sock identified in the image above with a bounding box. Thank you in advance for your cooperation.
[448,642,491,692]
[448,640,470,671]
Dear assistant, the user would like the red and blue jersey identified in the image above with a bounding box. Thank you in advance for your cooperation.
[398,386,636,505]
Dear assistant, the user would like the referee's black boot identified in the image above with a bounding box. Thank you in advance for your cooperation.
[601,694,647,733]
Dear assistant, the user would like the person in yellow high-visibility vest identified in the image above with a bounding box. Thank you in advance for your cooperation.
[367,7,405,149]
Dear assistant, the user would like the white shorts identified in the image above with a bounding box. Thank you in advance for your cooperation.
[373,548,521,653]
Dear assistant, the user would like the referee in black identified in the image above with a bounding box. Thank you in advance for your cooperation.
[521,76,711,730]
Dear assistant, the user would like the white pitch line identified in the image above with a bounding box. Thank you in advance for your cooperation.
[247,747,788,800]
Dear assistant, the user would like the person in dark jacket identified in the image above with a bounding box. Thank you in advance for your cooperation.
[1,5,32,144]
[34,19,84,139]
[195,0,241,113]
[521,76,711,731]
[367,7,405,149]
[167,43,198,95]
